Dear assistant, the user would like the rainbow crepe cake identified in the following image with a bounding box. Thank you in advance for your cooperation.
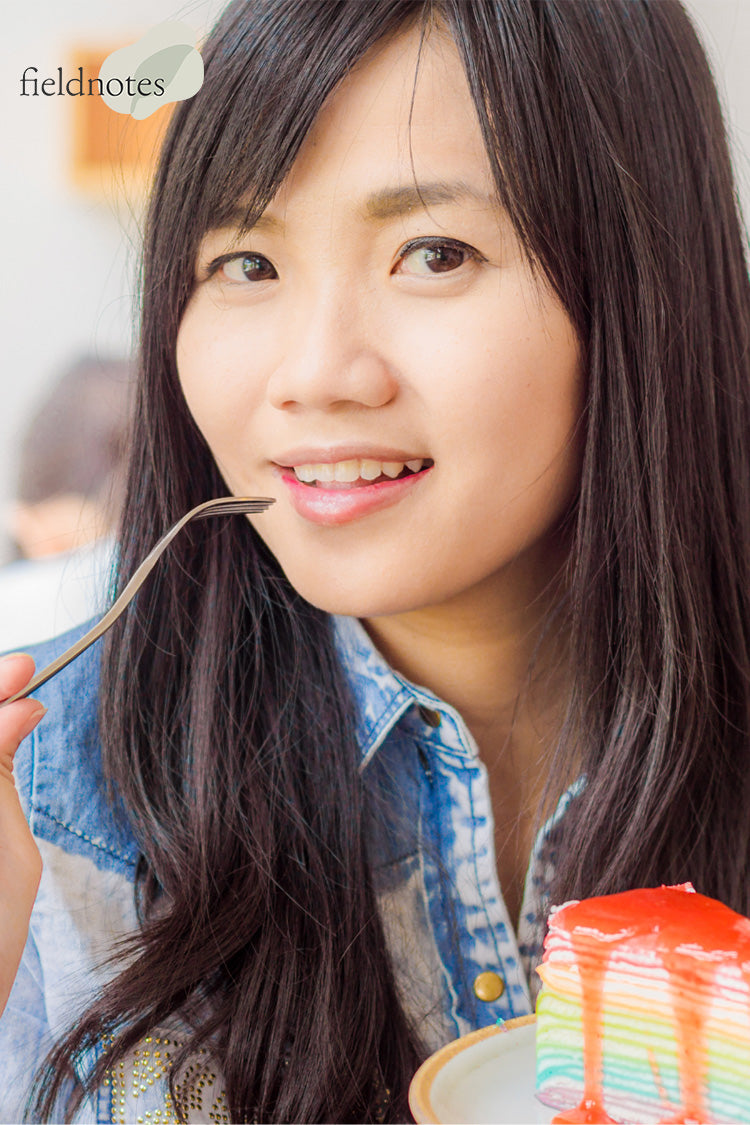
[535,883,750,1123]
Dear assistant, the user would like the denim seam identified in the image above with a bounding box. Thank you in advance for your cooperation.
[466,765,516,1017]
[418,751,461,1040]
[28,725,38,819]
[97,1041,111,1125]
[32,806,135,867]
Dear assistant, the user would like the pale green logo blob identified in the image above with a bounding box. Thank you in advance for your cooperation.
[99,22,204,120]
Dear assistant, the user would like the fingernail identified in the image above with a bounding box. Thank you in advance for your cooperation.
[19,706,47,740]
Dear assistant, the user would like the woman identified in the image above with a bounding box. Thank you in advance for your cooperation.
[1,0,750,1120]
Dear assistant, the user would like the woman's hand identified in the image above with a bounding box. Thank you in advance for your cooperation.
[0,655,44,1016]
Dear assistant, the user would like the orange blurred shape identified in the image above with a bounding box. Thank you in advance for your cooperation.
[69,44,174,198]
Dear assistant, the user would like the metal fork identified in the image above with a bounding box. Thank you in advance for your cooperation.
[1,495,275,706]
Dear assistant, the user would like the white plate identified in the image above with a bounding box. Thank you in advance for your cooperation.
[409,1015,555,1124]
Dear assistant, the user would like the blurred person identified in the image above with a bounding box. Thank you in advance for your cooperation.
[0,355,133,649]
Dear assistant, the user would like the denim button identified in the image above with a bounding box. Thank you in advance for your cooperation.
[418,705,442,728]
[473,971,505,1002]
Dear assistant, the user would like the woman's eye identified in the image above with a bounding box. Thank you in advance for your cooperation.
[215,253,278,283]
[205,241,480,284]
[395,239,482,278]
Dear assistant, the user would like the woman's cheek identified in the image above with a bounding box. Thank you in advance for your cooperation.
[177,307,245,444]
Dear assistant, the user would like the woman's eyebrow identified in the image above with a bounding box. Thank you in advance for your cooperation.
[217,180,496,236]
[358,180,496,222]
[216,209,284,235]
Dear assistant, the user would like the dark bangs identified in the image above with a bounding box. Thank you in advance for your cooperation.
[145,0,430,338]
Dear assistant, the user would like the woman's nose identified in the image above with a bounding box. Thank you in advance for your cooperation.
[266,287,398,412]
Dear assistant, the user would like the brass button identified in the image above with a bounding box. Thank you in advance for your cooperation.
[473,971,505,1002]
[418,705,442,728]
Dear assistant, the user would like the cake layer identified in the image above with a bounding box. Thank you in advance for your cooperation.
[537,988,750,1075]
[536,988,750,1122]
[534,885,750,1124]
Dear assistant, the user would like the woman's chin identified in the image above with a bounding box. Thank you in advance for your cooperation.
[279,570,434,621]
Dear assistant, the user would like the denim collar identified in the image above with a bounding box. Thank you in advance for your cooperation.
[330,613,484,770]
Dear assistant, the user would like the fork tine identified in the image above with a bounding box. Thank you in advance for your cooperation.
[1,495,276,705]
[195,497,274,519]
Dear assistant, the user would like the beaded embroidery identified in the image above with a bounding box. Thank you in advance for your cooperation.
[104,1032,391,1124]
[105,1035,229,1125]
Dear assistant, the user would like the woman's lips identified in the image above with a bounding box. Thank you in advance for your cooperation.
[273,463,433,526]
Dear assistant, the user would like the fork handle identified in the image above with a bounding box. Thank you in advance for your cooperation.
[1,512,197,704]
[1,496,274,706]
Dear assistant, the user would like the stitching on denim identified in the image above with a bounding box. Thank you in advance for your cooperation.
[33,806,135,866]
[466,765,516,1016]
[28,725,38,817]
[419,754,461,1038]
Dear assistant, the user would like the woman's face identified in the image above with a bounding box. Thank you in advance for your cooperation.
[177,22,584,619]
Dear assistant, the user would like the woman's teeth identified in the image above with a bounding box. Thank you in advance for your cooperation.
[293,457,428,485]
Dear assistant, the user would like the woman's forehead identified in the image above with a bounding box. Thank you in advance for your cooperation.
[290,23,486,178]
[203,24,497,239]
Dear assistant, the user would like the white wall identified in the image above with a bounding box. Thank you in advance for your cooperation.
[687,0,750,208]
[1,0,749,562]
[0,0,220,561]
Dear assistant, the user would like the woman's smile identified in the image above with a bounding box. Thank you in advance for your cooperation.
[267,443,434,524]
[282,458,430,487]
[176,19,584,618]
[273,458,435,526]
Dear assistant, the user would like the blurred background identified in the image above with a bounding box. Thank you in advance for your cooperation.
[0,0,748,642]
[0,0,223,563]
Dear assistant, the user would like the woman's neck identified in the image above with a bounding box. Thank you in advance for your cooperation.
[360,540,572,773]
[360,542,573,929]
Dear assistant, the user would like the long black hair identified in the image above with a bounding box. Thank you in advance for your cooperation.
[33,1,750,1120]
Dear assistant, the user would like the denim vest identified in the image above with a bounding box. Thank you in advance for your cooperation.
[0,614,566,1123]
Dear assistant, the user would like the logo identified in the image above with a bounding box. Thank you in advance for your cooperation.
[20,22,204,120]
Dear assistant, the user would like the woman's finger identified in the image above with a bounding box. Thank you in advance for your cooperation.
[0,653,36,699]
[0,655,45,771]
